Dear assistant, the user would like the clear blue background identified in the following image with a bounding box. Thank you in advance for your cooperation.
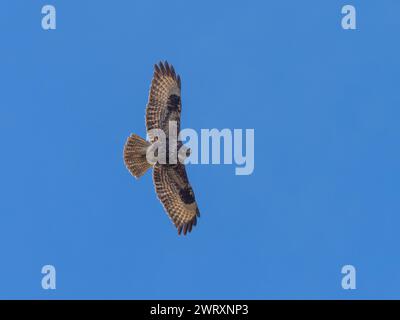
[0,0,399,299]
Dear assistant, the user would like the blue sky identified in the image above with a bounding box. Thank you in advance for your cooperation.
[0,0,399,299]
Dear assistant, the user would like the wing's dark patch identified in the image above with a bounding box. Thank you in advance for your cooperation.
[179,187,195,204]
[167,94,181,111]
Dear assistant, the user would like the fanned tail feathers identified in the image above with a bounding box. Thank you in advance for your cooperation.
[123,134,152,178]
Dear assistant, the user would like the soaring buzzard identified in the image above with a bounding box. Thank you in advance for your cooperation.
[123,61,200,235]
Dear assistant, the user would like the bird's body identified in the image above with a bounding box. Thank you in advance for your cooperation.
[123,61,200,235]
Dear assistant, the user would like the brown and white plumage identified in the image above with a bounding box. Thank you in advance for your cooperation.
[123,61,200,235]
[146,61,182,142]
[153,163,200,235]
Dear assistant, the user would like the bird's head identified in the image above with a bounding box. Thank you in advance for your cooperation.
[178,143,191,163]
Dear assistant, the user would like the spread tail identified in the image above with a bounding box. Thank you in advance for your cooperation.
[123,134,152,178]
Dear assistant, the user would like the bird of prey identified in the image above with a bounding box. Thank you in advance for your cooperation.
[123,61,200,235]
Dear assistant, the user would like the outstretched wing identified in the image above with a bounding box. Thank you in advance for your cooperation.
[153,163,200,235]
[146,61,181,143]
